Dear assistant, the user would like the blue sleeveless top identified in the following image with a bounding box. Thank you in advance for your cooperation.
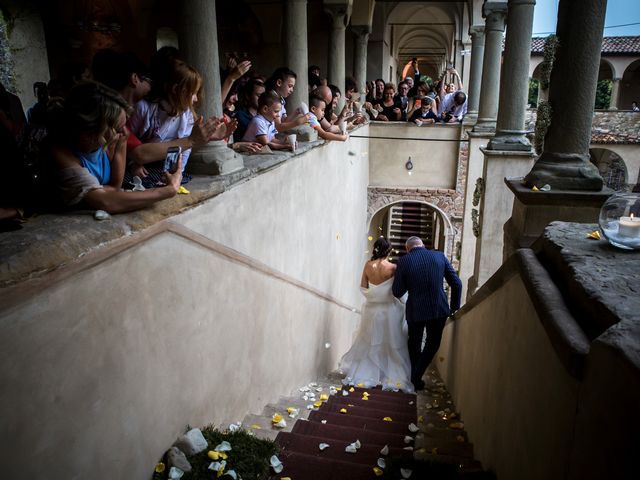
[76,148,111,185]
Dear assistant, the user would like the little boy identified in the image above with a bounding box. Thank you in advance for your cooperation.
[308,94,348,142]
[242,91,292,151]
[266,67,309,132]
[409,96,439,124]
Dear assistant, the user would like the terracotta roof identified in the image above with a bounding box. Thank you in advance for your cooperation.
[531,36,640,55]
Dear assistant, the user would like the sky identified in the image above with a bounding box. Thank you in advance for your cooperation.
[533,0,640,37]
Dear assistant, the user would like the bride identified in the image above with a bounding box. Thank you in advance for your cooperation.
[339,237,414,393]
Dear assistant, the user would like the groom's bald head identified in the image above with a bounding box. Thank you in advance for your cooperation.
[405,236,424,251]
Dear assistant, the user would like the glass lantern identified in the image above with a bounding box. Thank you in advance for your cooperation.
[598,192,640,250]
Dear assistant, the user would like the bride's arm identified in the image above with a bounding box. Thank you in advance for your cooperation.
[360,265,369,288]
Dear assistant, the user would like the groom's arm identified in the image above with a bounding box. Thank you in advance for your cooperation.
[444,258,462,312]
[392,262,407,298]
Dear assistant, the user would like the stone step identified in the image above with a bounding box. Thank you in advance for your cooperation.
[241,413,295,441]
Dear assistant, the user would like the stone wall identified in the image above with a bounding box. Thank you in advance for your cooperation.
[0,133,370,480]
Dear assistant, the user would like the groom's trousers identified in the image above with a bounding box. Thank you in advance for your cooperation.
[407,316,448,383]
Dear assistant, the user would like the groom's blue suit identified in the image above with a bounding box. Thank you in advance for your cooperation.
[392,246,462,387]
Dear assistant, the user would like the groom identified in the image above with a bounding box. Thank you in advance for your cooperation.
[392,236,462,390]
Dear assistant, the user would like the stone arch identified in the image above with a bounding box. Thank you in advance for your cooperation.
[598,58,615,81]
[367,198,456,261]
[620,58,640,111]
[589,148,628,191]
[156,26,178,50]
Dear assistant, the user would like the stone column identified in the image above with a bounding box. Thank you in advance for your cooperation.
[488,0,536,151]
[464,25,485,124]
[325,1,352,110]
[524,0,607,190]
[286,0,309,116]
[472,2,507,133]
[179,0,243,175]
[609,77,621,110]
[352,25,371,103]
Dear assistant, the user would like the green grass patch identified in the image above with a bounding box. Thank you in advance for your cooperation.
[153,425,278,480]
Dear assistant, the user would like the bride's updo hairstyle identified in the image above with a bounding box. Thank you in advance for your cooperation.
[371,237,392,260]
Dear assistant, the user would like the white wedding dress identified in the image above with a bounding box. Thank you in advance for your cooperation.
[339,277,414,393]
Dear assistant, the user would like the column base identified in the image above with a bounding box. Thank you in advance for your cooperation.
[285,124,318,142]
[524,152,603,191]
[462,112,478,126]
[187,142,244,176]
[503,178,613,258]
[487,130,532,151]
[472,118,496,133]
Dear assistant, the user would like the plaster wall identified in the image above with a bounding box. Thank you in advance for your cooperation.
[368,123,461,189]
[438,274,579,480]
[0,134,370,480]
[6,7,50,109]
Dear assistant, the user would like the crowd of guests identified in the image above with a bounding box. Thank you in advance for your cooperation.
[0,52,467,225]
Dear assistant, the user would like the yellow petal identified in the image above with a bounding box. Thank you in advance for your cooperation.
[373,466,384,476]
[287,407,296,413]
[532,185,539,191]
[456,435,466,443]
[219,452,228,460]
[272,414,283,423]
[362,396,369,401]
[336,386,342,390]
[418,415,424,423]
[356,383,364,387]
[155,462,166,473]
[383,417,393,422]
[320,394,329,401]
[587,230,601,240]
[207,451,220,460]
[340,408,348,414]
[217,466,225,477]
[177,186,190,194]
[349,387,355,392]
[431,447,439,455]
[368,235,373,241]
[416,448,427,453]
[314,401,322,408]
[251,424,261,429]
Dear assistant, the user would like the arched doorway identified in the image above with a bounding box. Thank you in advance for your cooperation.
[589,148,628,191]
[620,59,640,110]
[367,201,453,262]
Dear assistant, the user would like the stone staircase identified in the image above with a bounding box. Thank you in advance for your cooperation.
[242,367,495,479]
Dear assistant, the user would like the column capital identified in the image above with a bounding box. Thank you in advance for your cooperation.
[324,1,352,28]
[483,2,508,31]
[351,24,372,38]
[469,25,485,38]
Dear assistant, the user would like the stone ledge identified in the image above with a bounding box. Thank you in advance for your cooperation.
[505,177,613,207]
[0,134,340,289]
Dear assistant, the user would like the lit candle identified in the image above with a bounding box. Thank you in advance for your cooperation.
[618,213,640,238]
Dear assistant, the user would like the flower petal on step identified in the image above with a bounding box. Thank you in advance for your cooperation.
[409,401,414,405]
[300,386,310,392]
[354,439,361,449]
[320,393,329,401]
[215,441,232,452]
[408,423,419,433]
[273,419,287,429]
[380,445,389,455]
[271,414,283,424]
[401,468,413,478]
[432,447,439,455]
[250,424,261,430]
[349,387,355,392]
[377,458,386,468]
[403,446,414,451]
[362,396,369,401]
[373,467,384,476]
[314,401,322,408]
[319,443,330,451]
[383,417,393,422]
[345,443,358,453]
[404,436,413,444]
[306,404,314,410]
[356,383,364,387]
[168,466,184,479]
[228,423,240,433]
[342,390,349,396]
[270,455,283,473]
[418,415,424,423]
[321,419,327,424]
[339,408,348,414]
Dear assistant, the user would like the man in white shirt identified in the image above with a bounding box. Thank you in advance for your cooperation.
[440,91,467,123]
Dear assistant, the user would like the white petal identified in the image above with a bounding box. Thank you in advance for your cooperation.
[401,468,413,478]
[229,423,240,432]
[377,458,386,469]
[168,467,184,479]
[302,395,309,401]
[225,470,237,479]
[404,435,413,444]
[409,401,415,405]
[380,445,389,455]
[316,387,323,392]
[270,455,282,468]
[342,390,349,396]
[309,382,318,387]
[215,441,232,452]
[274,419,287,428]
[300,386,310,392]
[408,423,419,433]
[345,444,358,453]
[306,404,314,410]
[354,439,361,449]
[319,443,330,451]
[208,460,226,471]
[325,342,331,349]
[321,419,327,424]
[403,446,414,451]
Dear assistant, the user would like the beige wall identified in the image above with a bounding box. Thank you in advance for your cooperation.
[0,132,370,480]
[439,274,579,480]
[368,122,461,189]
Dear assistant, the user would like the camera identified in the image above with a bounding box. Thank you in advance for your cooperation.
[164,146,181,173]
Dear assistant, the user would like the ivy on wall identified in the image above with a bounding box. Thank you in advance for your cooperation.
[539,35,558,91]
